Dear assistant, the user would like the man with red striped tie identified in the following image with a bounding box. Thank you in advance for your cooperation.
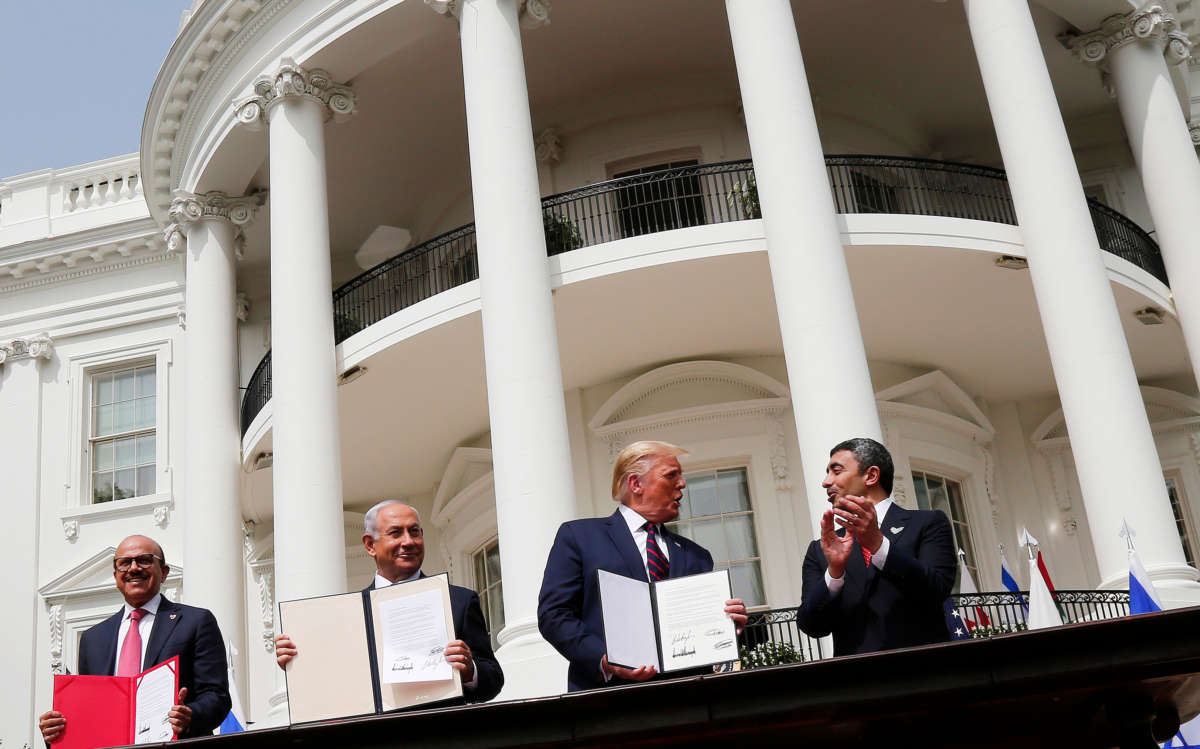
[538,440,747,692]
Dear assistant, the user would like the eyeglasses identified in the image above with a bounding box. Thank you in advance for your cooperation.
[113,554,164,572]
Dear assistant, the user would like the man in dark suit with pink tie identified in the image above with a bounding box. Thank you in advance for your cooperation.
[537,440,747,692]
[38,535,231,743]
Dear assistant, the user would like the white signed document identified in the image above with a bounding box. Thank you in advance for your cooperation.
[377,588,453,684]
[133,659,177,744]
[597,568,736,673]
[655,570,737,672]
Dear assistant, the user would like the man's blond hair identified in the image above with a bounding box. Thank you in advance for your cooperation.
[611,440,688,503]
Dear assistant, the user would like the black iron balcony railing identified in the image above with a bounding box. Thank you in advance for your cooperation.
[950,589,1130,637]
[723,589,1131,671]
[240,157,1167,434]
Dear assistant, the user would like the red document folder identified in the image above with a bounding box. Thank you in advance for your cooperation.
[52,656,179,749]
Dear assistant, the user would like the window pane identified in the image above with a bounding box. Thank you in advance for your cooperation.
[729,562,765,608]
[94,441,114,471]
[95,374,114,406]
[912,473,930,511]
[725,514,759,560]
[135,397,155,430]
[486,544,502,582]
[488,581,505,632]
[667,521,692,541]
[114,437,136,468]
[94,404,114,437]
[690,518,728,561]
[137,465,156,496]
[137,434,156,464]
[115,370,136,402]
[686,473,721,517]
[136,368,156,398]
[114,401,136,433]
[93,473,114,503]
[474,551,487,589]
[717,470,751,513]
[114,469,137,500]
[926,477,951,518]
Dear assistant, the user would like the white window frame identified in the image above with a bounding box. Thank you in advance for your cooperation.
[87,361,158,504]
[63,341,173,530]
[1165,470,1199,568]
[470,537,504,649]
[670,464,767,610]
[910,468,979,590]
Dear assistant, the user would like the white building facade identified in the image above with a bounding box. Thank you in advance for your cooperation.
[4,0,1200,743]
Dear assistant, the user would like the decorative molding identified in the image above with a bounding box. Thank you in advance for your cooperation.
[1189,432,1200,473]
[49,604,64,675]
[0,332,53,366]
[153,503,171,527]
[255,567,275,652]
[1061,3,1193,66]
[177,305,187,329]
[535,128,562,164]
[427,0,551,28]
[0,244,174,295]
[980,443,1001,532]
[236,292,251,322]
[769,414,790,492]
[165,190,266,260]
[62,519,78,542]
[1191,121,1200,146]
[233,58,356,131]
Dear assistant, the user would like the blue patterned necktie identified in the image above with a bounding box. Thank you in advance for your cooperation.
[645,522,669,581]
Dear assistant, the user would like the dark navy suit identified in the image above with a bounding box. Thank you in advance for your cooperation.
[365,575,503,703]
[77,597,231,737]
[798,503,956,656]
[537,509,714,692]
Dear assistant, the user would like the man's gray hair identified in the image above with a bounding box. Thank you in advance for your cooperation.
[363,500,421,538]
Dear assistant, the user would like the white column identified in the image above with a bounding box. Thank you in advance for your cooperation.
[166,190,263,697]
[965,0,1198,604]
[451,0,573,697]
[0,335,51,749]
[1064,6,1200,388]
[234,61,357,606]
[724,0,882,536]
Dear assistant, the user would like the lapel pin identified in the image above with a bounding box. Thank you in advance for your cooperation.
[890,526,904,534]
[170,613,177,620]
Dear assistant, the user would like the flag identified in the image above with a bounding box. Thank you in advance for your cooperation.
[1036,551,1056,593]
[1128,547,1164,615]
[957,554,990,630]
[1025,552,1062,629]
[943,598,971,641]
[217,646,246,734]
[999,545,1027,626]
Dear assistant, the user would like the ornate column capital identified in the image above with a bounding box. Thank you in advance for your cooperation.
[0,332,54,366]
[426,0,551,29]
[1190,121,1200,147]
[1060,3,1193,66]
[163,189,266,258]
[534,127,562,164]
[233,58,357,131]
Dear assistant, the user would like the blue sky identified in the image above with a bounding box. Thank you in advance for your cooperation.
[0,1,192,179]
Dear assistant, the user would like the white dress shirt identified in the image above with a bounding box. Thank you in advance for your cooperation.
[112,592,162,675]
[618,503,671,572]
[824,497,894,597]
[374,568,477,689]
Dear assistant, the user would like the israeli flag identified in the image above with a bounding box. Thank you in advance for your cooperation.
[1128,547,1163,615]
[217,646,246,734]
[1163,718,1200,748]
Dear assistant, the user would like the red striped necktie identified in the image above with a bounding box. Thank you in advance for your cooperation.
[645,522,669,581]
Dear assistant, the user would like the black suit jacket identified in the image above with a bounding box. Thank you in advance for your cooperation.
[537,509,715,692]
[797,504,956,656]
[363,575,503,704]
[77,597,231,737]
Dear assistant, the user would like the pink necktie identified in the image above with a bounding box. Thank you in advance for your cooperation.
[117,608,147,676]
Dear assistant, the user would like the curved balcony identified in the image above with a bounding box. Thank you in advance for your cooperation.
[240,155,1167,435]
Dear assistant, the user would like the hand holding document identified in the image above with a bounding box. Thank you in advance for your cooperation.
[52,656,179,748]
[278,573,462,723]
[598,569,737,673]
